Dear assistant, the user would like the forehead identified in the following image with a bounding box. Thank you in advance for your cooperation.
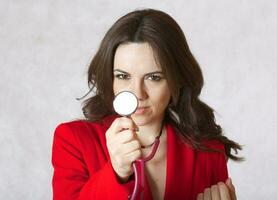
[113,42,161,71]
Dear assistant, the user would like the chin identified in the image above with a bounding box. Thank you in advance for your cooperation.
[131,114,162,127]
[130,114,150,126]
[131,117,147,126]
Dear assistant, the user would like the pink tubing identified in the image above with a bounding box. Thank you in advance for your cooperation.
[129,138,160,200]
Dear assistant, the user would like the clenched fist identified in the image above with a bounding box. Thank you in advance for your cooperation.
[197,178,237,200]
[106,117,142,182]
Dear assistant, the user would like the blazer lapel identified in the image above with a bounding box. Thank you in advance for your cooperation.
[164,123,196,199]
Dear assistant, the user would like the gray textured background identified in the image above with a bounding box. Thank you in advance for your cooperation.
[0,1,276,199]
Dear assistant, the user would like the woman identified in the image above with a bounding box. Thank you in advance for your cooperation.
[52,8,242,200]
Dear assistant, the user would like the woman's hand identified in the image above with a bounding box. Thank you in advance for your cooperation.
[197,178,236,200]
[106,117,141,182]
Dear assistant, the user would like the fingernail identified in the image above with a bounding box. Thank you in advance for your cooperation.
[217,182,224,186]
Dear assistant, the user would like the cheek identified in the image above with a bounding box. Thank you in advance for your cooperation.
[161,92,171,107]
[152,86,171,107]
[113,80,133,95]
[113,80,124,95]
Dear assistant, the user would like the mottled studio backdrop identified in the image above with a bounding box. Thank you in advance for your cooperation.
[0,0,276,199]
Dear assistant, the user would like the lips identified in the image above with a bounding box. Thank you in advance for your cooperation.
[134,107,149,114]
[138,106,148,109]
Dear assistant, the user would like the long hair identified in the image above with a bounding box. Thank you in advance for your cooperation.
[81,8,243,161]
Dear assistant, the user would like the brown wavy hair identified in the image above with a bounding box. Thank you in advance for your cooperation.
[81,8,243,161]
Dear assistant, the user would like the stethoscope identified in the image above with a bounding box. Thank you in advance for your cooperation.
[113,91,163,200]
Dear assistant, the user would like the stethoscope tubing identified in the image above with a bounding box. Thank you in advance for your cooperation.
[129,137,161,200]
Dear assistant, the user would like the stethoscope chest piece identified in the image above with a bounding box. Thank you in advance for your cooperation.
[113,91,138,116]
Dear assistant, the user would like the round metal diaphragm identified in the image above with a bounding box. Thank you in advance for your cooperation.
[113,91,138,116]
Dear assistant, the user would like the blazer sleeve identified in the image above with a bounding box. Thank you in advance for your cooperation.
[211,144,229,184]
[51,123,133,200]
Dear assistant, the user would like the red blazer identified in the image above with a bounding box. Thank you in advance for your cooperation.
[52,115,228,200]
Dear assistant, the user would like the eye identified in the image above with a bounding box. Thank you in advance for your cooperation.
[146,74,162,81]
[114,73,130,80]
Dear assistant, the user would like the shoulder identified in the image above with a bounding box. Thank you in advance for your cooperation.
[167,123,225,152]
[53,115,118,141]
[197,140,228,166]
[201,139,225,152]
[54,120,98,137]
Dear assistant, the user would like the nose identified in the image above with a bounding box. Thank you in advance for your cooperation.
[129,79,148,101]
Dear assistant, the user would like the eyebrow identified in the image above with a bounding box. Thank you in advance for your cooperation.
[113,69,164,76]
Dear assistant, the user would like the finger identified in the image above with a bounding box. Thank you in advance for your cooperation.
[225,178,237,200]
[113,149,141,169]
[112,129,137,144]
[107,117,137,138]
[197,193,204,200]
[211,185,220,200]
[120,140,141,155]
[109,137,139,156]
[203,188,211,200]
[218,182,231,200]
[123,149,142,165]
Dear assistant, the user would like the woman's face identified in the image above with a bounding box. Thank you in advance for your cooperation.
[113,42,171,126]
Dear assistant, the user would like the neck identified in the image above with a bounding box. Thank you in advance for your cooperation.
[135,119,164,147]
